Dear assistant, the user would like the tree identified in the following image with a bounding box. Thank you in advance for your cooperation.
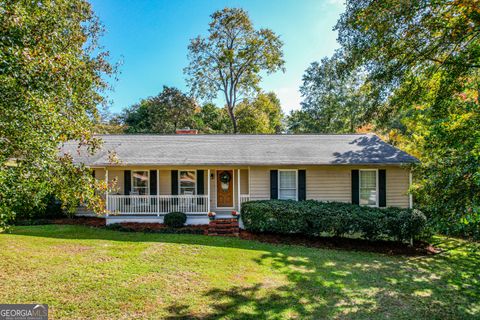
[185,8,285,133]
[0,0,113,228]
[288,54,375,134]
[236,92,284,133]
[335,0,480,237]
[122,86,198,134]
[196,103,232,133]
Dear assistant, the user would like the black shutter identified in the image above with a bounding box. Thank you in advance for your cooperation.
[197,170,205,195]
[171,170,178,195]
[379,169,386,207]
[124,170,131,195]
[149,170,157,195]
[351,170,359,205]
[270,170,278,199]
[298,170,306,201]
[92,169,96,179]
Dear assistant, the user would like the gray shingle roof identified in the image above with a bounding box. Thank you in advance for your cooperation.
[61,134,418,166]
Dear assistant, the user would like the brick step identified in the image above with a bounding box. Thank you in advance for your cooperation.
[206,218,240,237]
[210,221,239,225]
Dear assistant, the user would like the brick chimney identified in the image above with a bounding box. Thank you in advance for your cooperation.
[175,128,198,134]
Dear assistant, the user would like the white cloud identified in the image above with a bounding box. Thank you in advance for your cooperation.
[273,86,302,114]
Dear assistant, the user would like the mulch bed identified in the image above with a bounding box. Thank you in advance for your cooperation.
[114,222,208,233]
[17,217,439,255]
[239,230,440,256]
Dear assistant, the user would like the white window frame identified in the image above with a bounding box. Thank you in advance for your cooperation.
[359,169,379,207]
[278,169,298,201]
[131,170,150,195]
[178,170,197,195]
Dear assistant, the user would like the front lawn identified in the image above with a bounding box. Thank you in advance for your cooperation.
[0,225,478,319]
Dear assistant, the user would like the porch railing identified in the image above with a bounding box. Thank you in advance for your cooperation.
[107,195,209,215]
[239,194,250,205]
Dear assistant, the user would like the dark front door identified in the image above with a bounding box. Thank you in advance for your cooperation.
[217,170,233,207]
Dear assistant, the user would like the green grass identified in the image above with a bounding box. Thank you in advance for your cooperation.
[0,225,478,319]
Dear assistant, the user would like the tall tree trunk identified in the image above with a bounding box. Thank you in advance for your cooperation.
[227,106,238,133]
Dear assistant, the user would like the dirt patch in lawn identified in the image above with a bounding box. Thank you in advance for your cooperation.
[239,230,440,256]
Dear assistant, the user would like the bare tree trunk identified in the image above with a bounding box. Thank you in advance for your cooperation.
[227,105,238,133]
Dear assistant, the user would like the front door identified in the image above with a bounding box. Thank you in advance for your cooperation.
[217,170,233,207]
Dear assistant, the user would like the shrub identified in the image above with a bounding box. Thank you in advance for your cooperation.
[241,200,426,242]
[13,194,66,221]
[163,212,187,228]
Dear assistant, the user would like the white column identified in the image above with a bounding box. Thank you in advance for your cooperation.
[409,171,413,209]
[237,169,241,212]
[105,168,109,216]
[157,169,160,216]
[207,169,211,213]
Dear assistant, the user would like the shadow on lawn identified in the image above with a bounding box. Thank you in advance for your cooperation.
[9,226,480,319]
[164,248,480,319]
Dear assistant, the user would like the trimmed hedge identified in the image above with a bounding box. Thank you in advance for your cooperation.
[241,200,426,242]
[163,211,187,228]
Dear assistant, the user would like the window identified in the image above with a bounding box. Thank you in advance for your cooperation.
[179,170,196,195]
[360,170,377,206]
[278,170,297,200]
[132,170,149,195]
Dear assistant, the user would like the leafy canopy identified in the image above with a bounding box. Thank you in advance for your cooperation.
[236,92,284,134]
[0,0,113,228]
[122,86,198,134]
[335,0,480,237]
[288,54,375,133]
[185,8,285,132]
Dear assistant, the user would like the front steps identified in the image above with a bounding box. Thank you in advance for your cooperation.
[206,218,239,237]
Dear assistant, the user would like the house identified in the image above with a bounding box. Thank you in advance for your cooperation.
[62,132,418,225]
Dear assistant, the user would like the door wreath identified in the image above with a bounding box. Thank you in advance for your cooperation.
[219,171,231,192]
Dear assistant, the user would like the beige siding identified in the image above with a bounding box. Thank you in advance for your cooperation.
[386,167,410,208]
[108,170,124,194]
[249,167,270,200]
[97,165,410,209]
[306,167,351,202]
[159,170,171,195]
[94,168,105,181]
[249,166,411,208]
[240,169,249,194]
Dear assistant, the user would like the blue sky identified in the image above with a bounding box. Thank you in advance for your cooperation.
[90,0,345,115]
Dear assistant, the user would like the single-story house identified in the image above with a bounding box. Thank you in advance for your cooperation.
[62,132,418,225]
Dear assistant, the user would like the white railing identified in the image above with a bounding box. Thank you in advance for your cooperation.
[240,194,250,204]
[107,195,209,215]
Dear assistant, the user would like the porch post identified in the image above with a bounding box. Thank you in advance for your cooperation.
[409,170,413,209]
[105,168,109,216]
[237,169,241,212]
[157,169,160,216]
[207,169,211,213]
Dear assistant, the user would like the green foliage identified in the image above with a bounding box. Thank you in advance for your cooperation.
[236,92,284,133]
[0,0,113,229]
[163,212,187,228]
[185,8,285,132]
[122,86,198,133]
[295,0,480,238]
[195,103,233,133]
[288,54,375,133]
[12,195,66,222]
[241,200,426,242]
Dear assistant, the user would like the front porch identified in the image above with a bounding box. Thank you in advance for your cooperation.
[101,168,250,217]
[106,194,251,215]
